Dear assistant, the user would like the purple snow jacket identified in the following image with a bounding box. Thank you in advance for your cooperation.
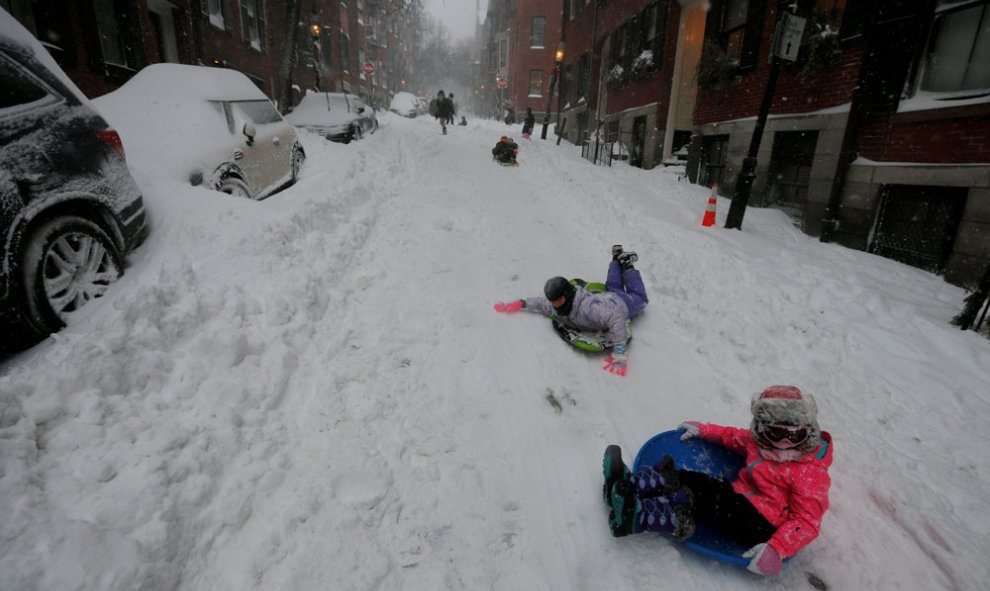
[524,286,631,347]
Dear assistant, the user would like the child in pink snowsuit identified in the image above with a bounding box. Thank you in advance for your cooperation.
[603,386,833,576]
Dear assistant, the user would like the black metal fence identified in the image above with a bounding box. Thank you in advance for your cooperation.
[581,138,614,166]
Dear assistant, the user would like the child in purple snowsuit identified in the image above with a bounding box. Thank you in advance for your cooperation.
[493,246,646,375]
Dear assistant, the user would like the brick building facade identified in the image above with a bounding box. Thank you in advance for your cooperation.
[2,0,421,111]
[482,0,563,121]
[685,0,990,288]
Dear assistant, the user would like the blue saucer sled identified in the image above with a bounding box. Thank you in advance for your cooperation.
[633,430,754,566]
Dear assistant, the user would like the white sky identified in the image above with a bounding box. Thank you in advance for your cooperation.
[2,96,990,589]
[424,0,488,40]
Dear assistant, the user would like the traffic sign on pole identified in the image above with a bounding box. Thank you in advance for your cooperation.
[773,13,806,62]
[363,62,375,75]
[497,77,508,89]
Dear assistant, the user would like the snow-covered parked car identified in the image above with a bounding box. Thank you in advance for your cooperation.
[285,92,378,143]
[389,91,419,118]
[0,9,147,346]
[95,64,305,200]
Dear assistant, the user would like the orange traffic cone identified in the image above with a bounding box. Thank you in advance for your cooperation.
[702,185,718,227]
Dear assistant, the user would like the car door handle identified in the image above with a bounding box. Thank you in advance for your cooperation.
[272,136,281,145]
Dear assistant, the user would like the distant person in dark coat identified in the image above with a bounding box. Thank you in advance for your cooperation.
[522,107,536,139]
[435,90,454,134]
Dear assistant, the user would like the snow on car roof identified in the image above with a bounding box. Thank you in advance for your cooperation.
[98,63,271,102]
[390,92,419,111]
[284,93,361,127]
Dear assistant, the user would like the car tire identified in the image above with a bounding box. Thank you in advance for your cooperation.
[291,146,306,183]
[20,215,123,337]
[216,175,252,198]
[353,126,363,141]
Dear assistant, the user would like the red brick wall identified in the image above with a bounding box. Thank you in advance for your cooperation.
[603,1,680,128]
[508,0,564,114]
[857,104,990,164]
[693,6,862,126]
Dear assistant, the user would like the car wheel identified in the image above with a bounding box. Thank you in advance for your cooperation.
[291,146,306,182]
[216,175,251,198]
[20,215,123,336]
[353,126,363,141]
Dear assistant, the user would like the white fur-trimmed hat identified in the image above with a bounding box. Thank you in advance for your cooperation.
[751,385,818,426]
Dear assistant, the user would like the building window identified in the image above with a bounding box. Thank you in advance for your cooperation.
[708,0,764,69]
[321,27,332,65]
[93,0,131,68]
[870,184,967,274]
[499,38,508,67]
[921,1,990,95]
[766,130,818,225]
[531,16,546,47]
[529,69,544,96]
[341,33,350,72]
[701,135,729,188]
[240,0,263,51]
[722,0,748,60]
[203,0,227,30]
[577,53,590,100]
[561,63,573,105]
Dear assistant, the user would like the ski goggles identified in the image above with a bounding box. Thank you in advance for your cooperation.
[758,422,810,446]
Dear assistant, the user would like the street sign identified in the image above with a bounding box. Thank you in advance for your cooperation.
[363,62,375,75]
[497,77,508,89]
[773,13,806,62]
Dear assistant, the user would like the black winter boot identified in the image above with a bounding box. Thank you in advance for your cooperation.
[602,445,629,506]
[612,245,624,260]
[617,251,638,271]
[608,479,639,537]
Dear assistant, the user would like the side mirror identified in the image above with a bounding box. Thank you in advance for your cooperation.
[357,107,365,114]
[242,122,256,146]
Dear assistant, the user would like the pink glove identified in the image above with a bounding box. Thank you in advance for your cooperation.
[602,353,627,376]
[494,300,524,313]
[678,421,702,441]
[743,543,782,576]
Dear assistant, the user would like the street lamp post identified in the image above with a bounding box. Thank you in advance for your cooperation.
[541,44,565,140]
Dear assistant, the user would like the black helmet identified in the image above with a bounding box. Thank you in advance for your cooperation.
[544,276,575,301]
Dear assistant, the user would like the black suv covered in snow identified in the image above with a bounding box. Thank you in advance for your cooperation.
[1,11,147,351]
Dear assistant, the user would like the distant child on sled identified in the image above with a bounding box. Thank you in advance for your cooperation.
[491,135,519,165]
[602,385,833,576]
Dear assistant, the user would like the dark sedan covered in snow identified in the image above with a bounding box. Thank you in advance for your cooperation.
[1,10,147,349]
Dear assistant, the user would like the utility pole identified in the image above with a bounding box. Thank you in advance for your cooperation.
[724,11,805,230]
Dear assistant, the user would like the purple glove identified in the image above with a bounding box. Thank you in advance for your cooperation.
[494,300,524,313]
[743,543,782,576]
[678,421,702,441]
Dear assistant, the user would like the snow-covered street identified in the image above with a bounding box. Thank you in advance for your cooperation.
[2,112,989,590]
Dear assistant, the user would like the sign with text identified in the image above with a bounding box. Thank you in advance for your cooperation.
[773,13,806,62]
[363,62,375,75]
[497,77,508,89]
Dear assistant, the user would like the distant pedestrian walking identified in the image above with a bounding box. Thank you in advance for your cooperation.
[435,90,454,134]
[522,107,535,139]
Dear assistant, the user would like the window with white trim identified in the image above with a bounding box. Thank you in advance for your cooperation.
[529,69,544,96]
[203,0,227,30]
[531,16,546,48]
[93,0,129,67]
[240,0,263,51]
[921,0,990,95]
